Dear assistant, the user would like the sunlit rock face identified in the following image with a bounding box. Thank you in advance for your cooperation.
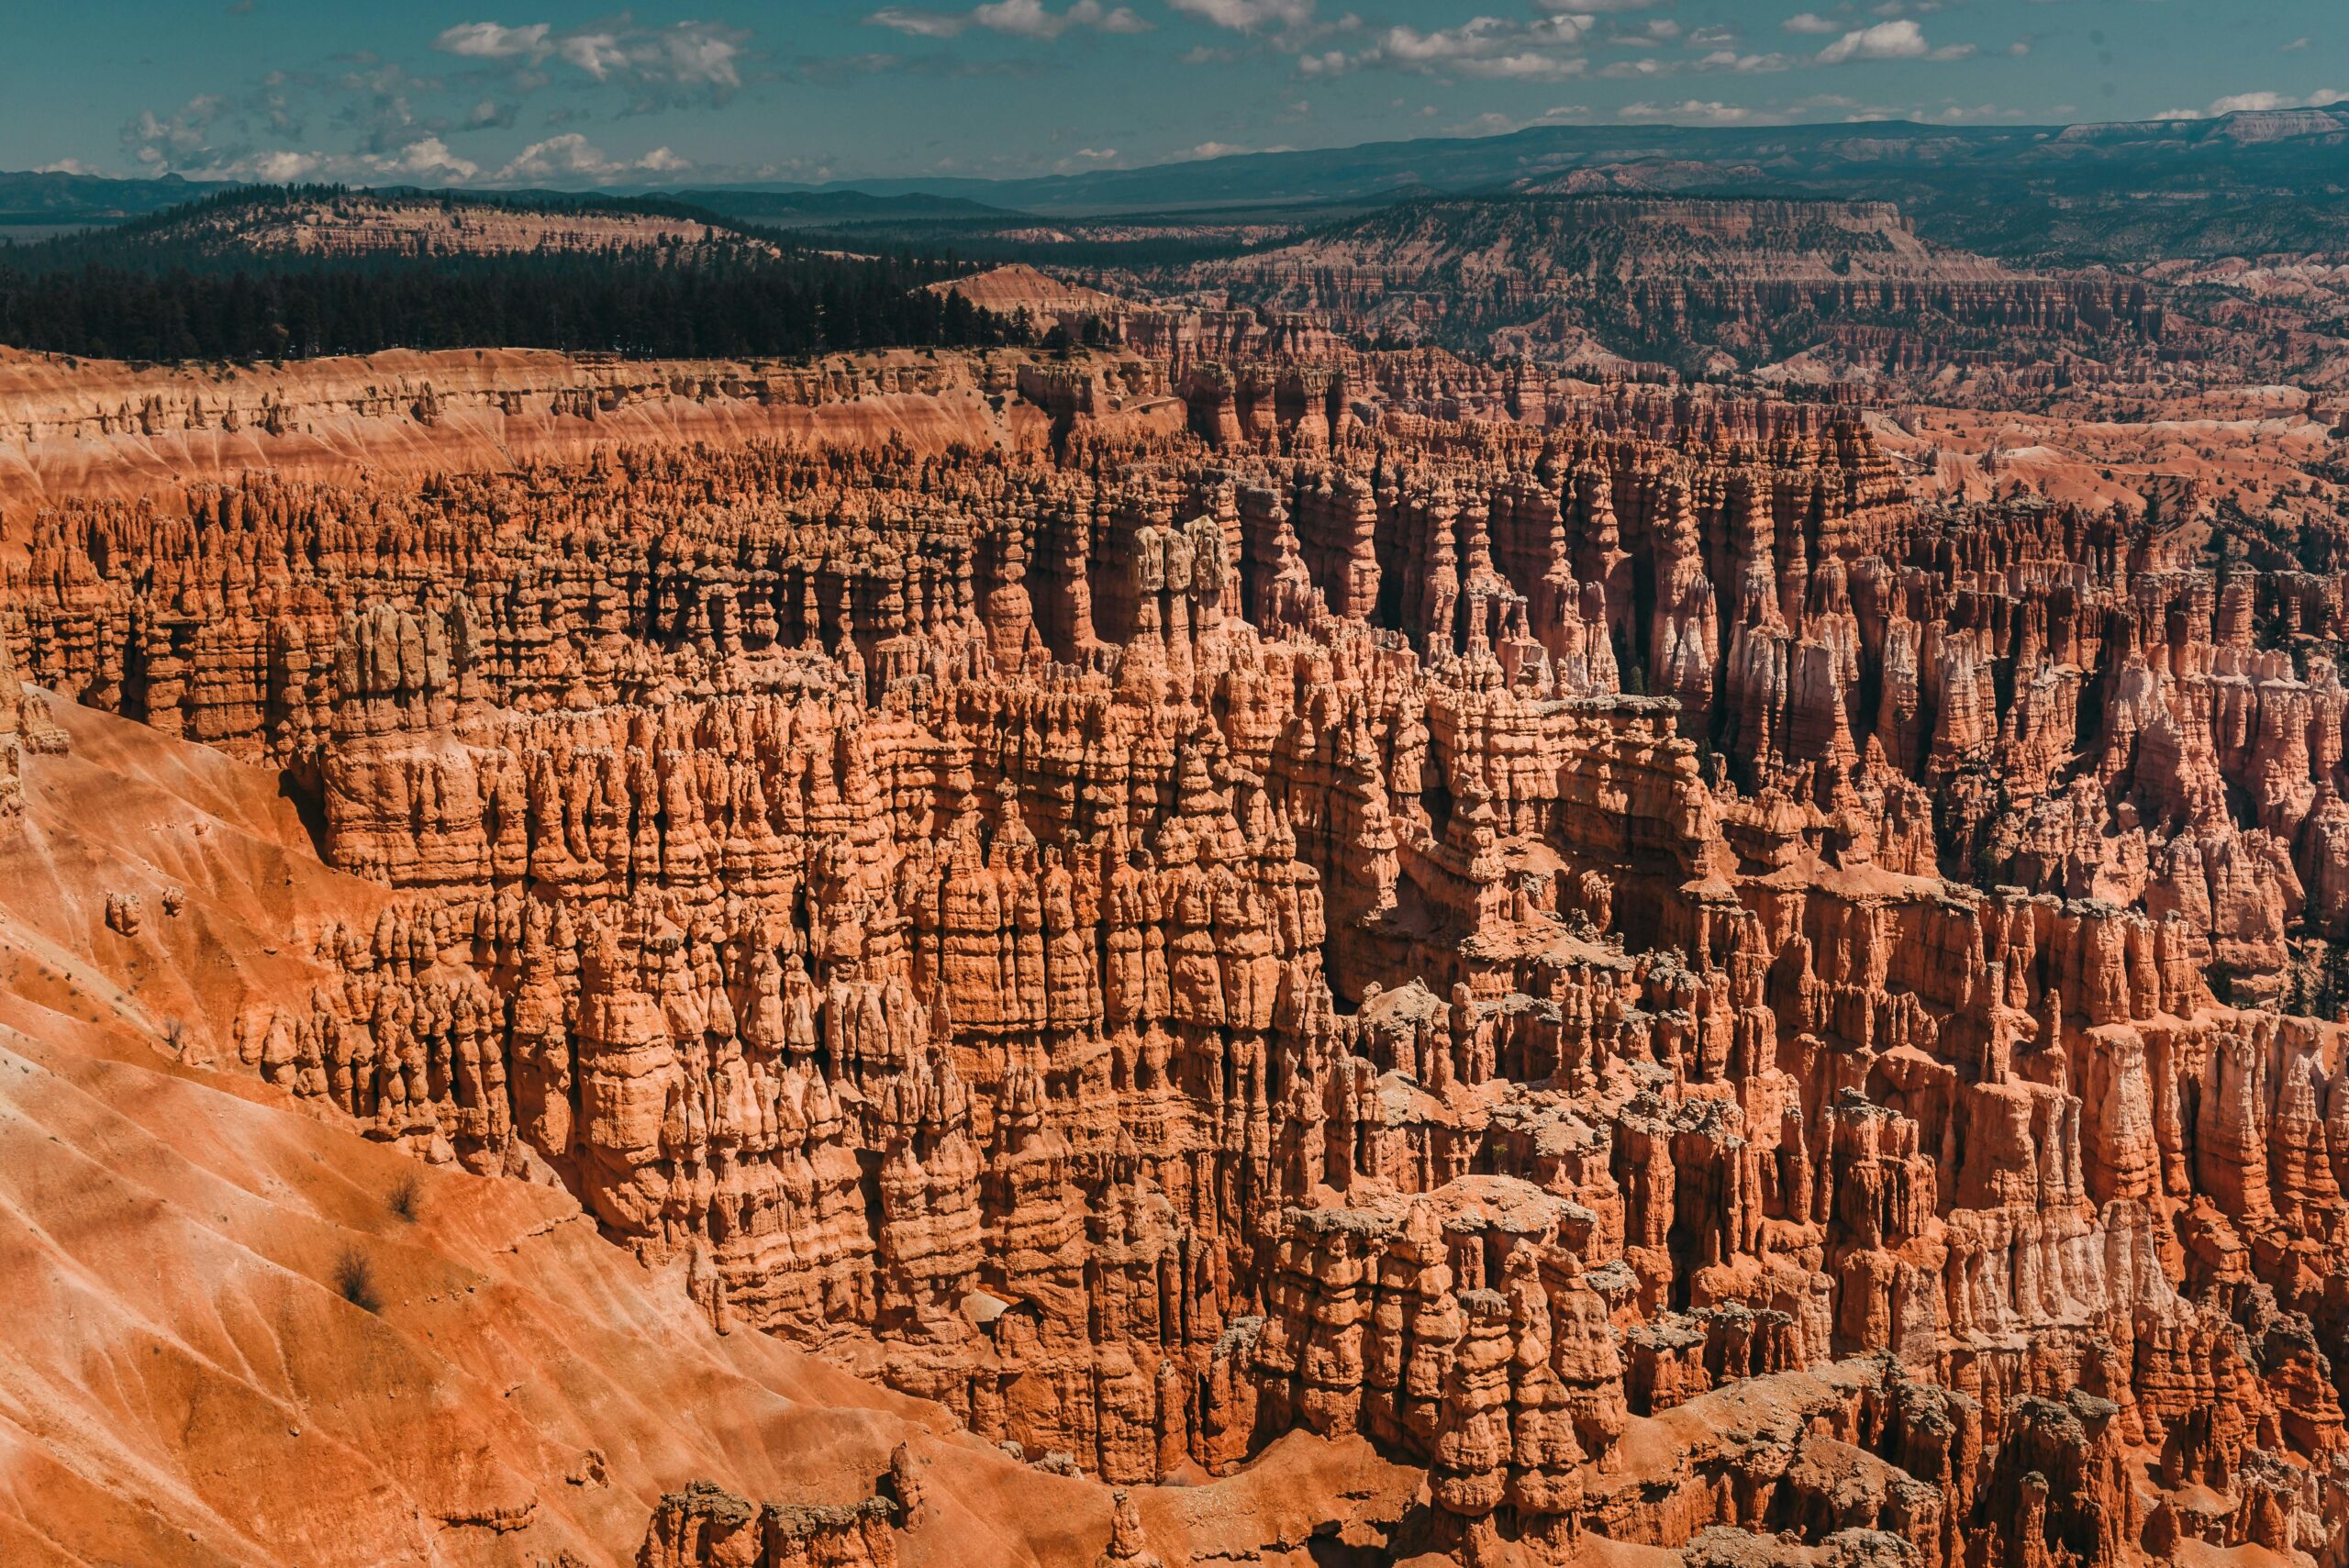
[10,344,2349,1567]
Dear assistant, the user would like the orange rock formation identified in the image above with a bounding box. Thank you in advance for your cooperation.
[6,343,2349,1566]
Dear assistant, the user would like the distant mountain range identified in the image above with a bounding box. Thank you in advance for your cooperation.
[8,108,2348,261]
[0,170,221,226]
[0,174,1009,236]
[744,108,2349,216]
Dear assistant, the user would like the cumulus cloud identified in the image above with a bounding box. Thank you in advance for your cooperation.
[1782,12,1841,35]
[246,150,324,181]
[434,17,751,104]
[1817,19,1972,64]
[1320,14,1599,81]
[1168,0,1315,32]
[107,17,749,189]
[122,95,236,171]
[120,100,485,185]
[494,132,689,182]
[433,21,552,59]
[866,0,1147,39]
[2163,88,2347,117]
[374,135,482,181]
[1620,99,1761,125]
[1697,50,1791,73]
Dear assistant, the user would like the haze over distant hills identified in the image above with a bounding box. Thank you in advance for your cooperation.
[11,107,2349,261]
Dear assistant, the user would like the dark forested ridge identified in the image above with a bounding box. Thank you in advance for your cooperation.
[0,185,1027,361]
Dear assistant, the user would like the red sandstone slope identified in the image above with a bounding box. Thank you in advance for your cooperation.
[0,695,930,1565]
[0,688,1424,1567]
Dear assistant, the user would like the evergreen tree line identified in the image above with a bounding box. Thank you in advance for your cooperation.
[0,187,1030,362]
[0,247,1027,362]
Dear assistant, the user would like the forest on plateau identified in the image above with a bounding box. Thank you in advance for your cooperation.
[0,187,1026,361]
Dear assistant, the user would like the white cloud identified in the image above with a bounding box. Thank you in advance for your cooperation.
[556,30,629,76]
[868,0,1147,39]
[109,19,741,189]
[1817,19,1971,63]
[1782,12,1841,35]
[1336,14,1599,81]
[494,133,689,183]
[120,125,493,186]
[436,18,750,103]
[1168,0,1314,31]
[2173,88,2348,117]
[651,26,745,89]
[866,7,961,37]
[1698,50,1791,73]
[434,21,551,60]
[374,135,481,182]
[986,0,1149,36]
[1620,99,1761,125]
[122,95,234,171]
[247,150,321,181]
[1461,52,1589,80]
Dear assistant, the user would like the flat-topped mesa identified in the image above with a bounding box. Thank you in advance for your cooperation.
[12,373,2349,1565]
[1181,196,2170,390]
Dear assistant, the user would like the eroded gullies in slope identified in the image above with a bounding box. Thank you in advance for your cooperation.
[6,350,2349,1566]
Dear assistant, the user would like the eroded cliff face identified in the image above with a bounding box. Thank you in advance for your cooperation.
[7,350,2349,1567]
[0,345,1045,508]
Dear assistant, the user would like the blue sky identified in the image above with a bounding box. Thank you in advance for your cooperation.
[3,1,2342,185]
